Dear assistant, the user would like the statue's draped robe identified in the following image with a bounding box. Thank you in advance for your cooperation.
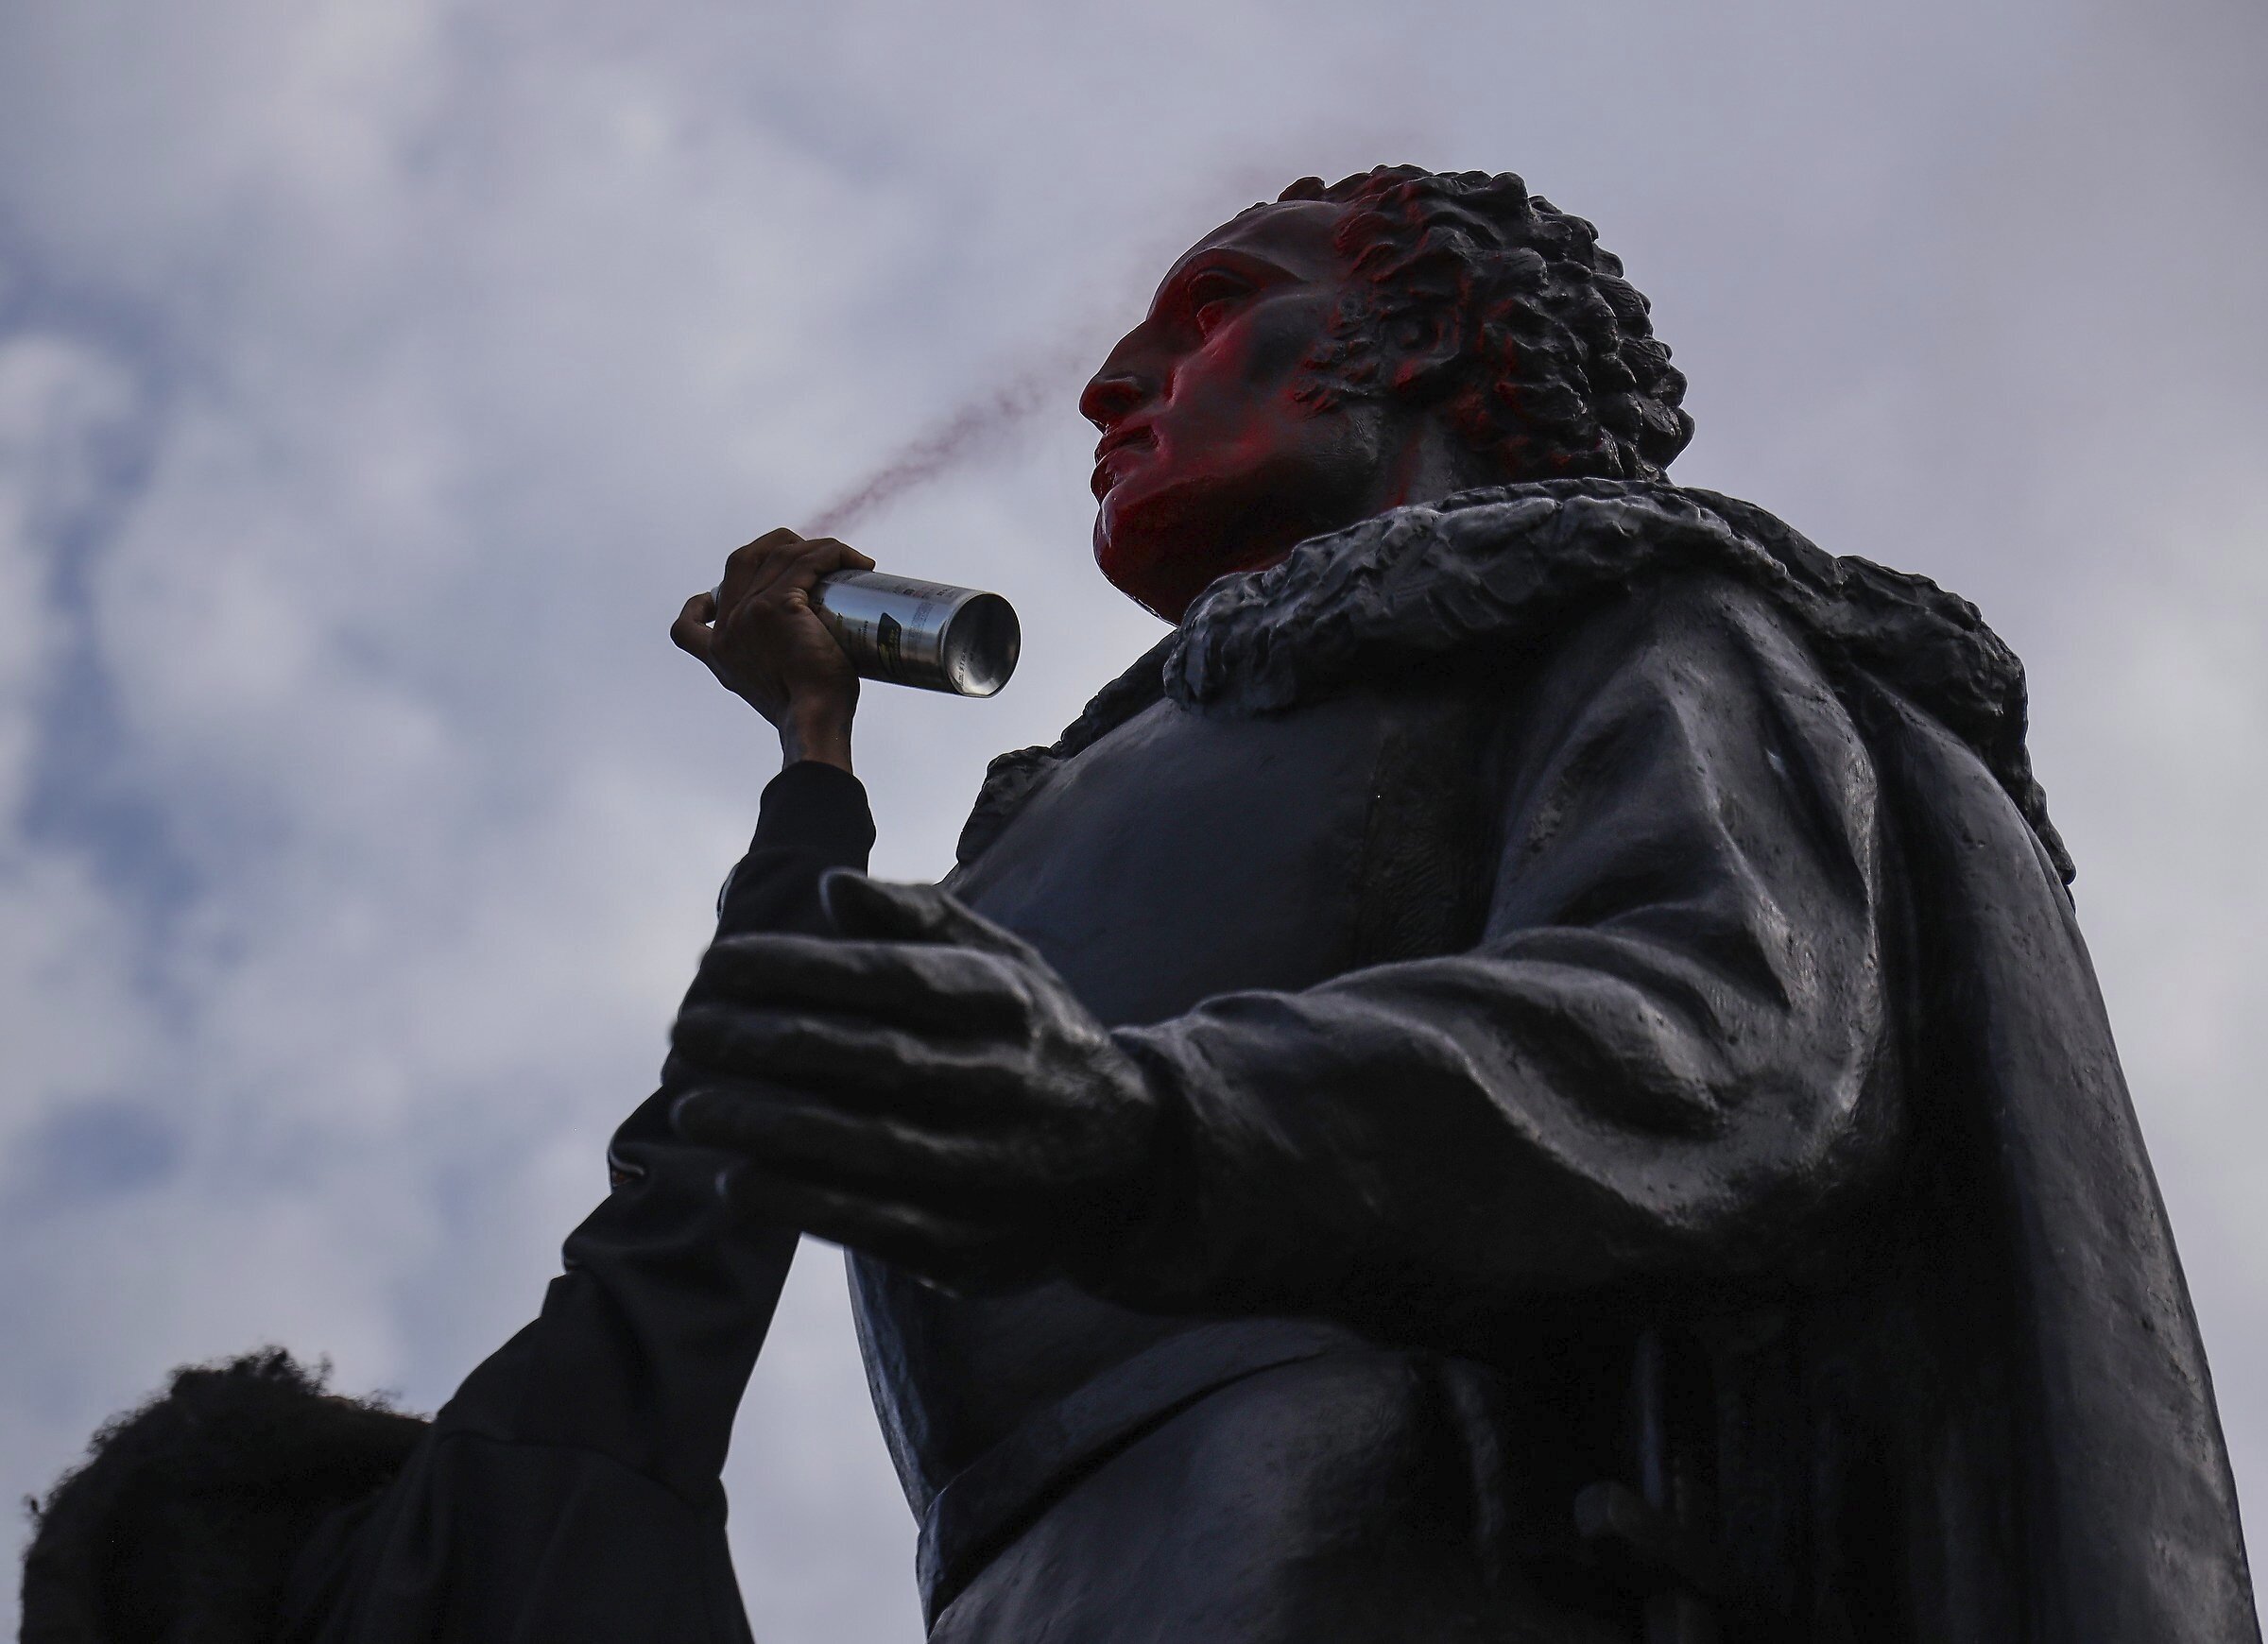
[96,483,2248,1642]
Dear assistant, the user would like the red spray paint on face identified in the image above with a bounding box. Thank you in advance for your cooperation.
[809,200,1437,621]
[1080,201,1407,624]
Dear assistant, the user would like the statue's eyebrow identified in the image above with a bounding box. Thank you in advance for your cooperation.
[1176,248,1295,285]
[1156,248,1298,312]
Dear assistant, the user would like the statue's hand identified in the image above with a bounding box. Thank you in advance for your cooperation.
[670,527,875,772]
[668,871,1162,1292]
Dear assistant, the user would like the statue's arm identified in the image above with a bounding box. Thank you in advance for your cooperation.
[1094,576,1901,1326]
[280,761,875,1643]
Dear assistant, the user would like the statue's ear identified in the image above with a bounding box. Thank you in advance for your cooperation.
[1383,303,1473,404]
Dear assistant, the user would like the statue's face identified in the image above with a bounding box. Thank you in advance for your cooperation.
[1081,201,1403,623]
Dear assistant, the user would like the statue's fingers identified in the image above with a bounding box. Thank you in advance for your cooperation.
[670,1005,1032,1113]
[694,933,1031,1034]
[679,1084,1035,1251]
[679,1081,913,1173]
[715,1162,1028,1291]
[671,1079,1030,1190]
[820,870,1045,965]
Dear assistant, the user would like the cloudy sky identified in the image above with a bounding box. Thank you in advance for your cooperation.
[2,1,2261,1635]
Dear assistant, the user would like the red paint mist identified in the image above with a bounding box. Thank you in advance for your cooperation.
[807,363,1062,539]
[1082,200,1388,623]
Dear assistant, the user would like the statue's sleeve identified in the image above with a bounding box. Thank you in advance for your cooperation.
[280,762,875,1644]
[1096,577,1899,1327]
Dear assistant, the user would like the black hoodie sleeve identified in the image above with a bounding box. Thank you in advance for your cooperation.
[278,761,875,1644]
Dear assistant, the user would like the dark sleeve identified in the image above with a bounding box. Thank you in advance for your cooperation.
[283,762,876,1644]
[1091,580,1902,1333]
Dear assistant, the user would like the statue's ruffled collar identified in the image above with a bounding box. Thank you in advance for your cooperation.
[960,479,2070,882]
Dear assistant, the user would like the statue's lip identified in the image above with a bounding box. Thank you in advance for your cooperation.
[1093,424,1157,461]
[1091,425,1158,497]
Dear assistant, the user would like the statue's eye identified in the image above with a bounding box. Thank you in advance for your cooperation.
[1188,271,1252,334]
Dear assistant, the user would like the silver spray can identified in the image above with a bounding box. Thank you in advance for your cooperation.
[809,570,1021,697]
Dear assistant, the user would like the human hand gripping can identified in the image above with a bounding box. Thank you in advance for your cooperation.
[809,570,1022,697]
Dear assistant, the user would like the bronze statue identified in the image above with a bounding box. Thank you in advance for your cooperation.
[25,167,2259,1644]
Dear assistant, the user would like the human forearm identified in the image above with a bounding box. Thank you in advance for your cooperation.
[710,758,877,936]
[277,591,886,1640]
[442,762,876,1475]
[312,762,878,1572]
[777,699,854,773]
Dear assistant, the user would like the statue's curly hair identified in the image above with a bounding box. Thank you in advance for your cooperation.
[1274,167,1693,482]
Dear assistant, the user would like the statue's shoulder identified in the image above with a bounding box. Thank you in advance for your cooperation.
[1160,479,2069,882]
[964,481,2069,883]
[1162,480,1819,714]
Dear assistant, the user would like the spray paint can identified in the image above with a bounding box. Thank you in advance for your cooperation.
[810,570,1021,697]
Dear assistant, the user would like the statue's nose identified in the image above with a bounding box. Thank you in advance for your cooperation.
[1079,365,1151,431]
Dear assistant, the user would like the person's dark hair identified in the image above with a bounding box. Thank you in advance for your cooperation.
[20,1349,427,1643]
[1276,166,1693,482]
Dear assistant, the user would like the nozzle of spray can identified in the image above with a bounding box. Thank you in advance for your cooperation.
[712,570,1022,698]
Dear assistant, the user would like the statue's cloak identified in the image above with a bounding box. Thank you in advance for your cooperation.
[964,478,2258,1640]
